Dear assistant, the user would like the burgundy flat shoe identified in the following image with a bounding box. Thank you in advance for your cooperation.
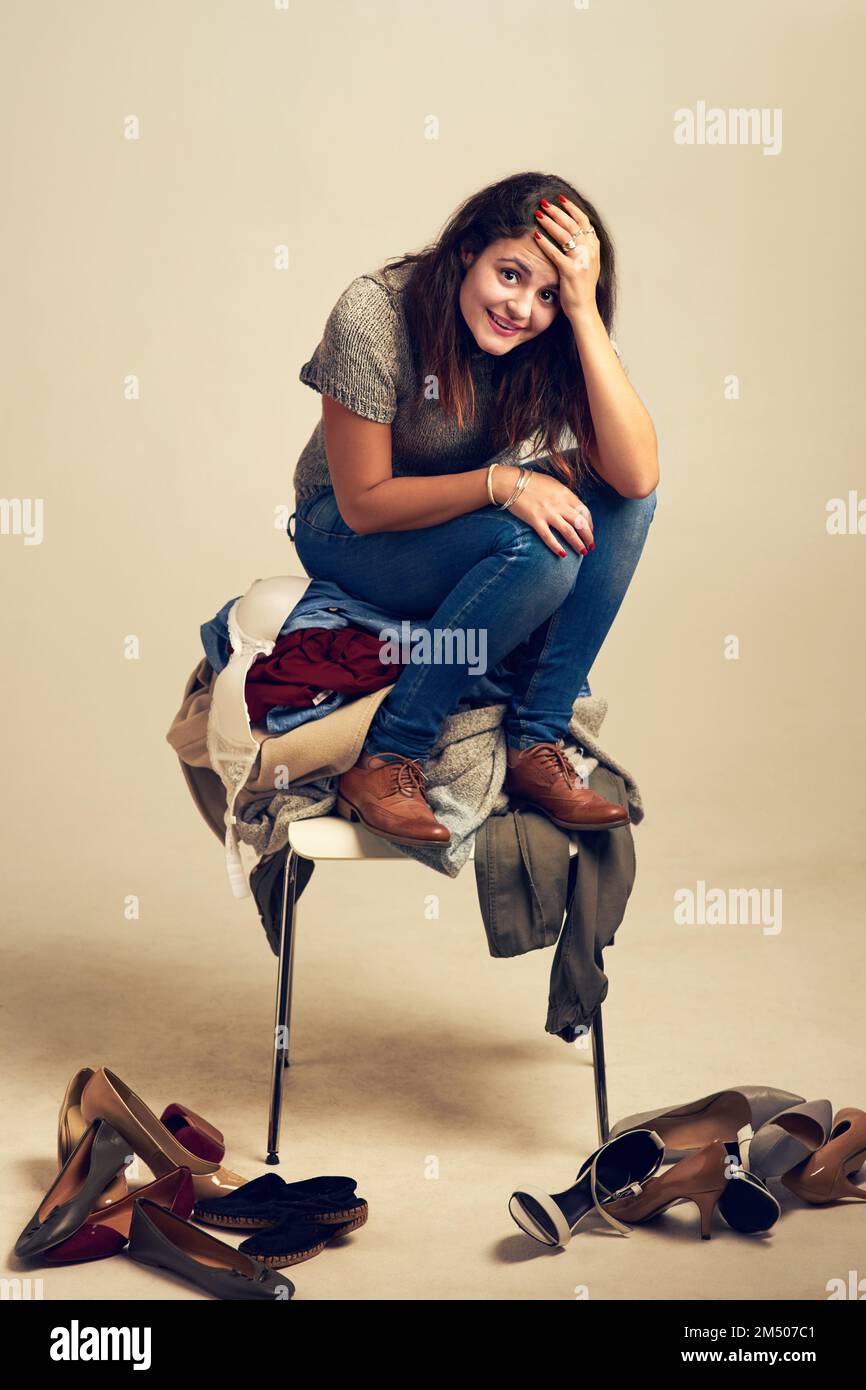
[80,1067,247,1203]
[43,1166,195,1265]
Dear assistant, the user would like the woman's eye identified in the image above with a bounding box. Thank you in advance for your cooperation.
[500,269,557,303]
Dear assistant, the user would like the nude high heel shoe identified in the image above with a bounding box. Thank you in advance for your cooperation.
[80,1068,247,1204]
[600,1139,734,1240]
[782,1108,866,1204]
[59,1068,228,1205]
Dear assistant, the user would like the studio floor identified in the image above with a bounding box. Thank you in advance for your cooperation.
[3,838,864,1303]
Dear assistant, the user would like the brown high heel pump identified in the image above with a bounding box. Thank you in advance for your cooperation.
[600,1139,732,1240]
[782,1107,866,1204]
[80,1068,247,1204]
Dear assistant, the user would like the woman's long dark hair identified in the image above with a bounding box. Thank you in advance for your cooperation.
[382,171,618,491]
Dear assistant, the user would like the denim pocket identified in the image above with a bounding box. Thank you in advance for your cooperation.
[296,487,357,538]
[296,487,335,529]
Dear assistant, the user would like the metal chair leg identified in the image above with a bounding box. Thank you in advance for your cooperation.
[265,847,300,1165]
[591,1006,609,1147]
[264,841,611,1161]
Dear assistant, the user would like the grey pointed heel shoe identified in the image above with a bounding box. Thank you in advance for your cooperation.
[608,1086,805,1163]
[748,1099,833,1181]
[126,1199,295,1300]
[15,1120,133,1259]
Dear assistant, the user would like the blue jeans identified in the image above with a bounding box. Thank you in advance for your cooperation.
[291,463,658,759]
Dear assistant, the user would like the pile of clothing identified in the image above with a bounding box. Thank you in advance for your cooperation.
[166,576,648,1041]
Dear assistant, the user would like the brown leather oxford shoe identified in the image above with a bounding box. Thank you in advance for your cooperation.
[336,751,451,847]
[504,741,630,831]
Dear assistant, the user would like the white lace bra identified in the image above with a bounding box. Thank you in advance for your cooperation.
[206,575,313,898]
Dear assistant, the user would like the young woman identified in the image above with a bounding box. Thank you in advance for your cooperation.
[289,171,659,848]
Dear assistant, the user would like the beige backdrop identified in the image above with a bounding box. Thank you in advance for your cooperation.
[2,0,864,1303]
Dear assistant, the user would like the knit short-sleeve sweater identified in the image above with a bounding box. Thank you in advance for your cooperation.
[293,259,622,502]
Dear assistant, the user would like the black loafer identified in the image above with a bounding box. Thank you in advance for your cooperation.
[15,1120,133,1259]
[127,1199,295,1300]
[194,1173,364,1230]
[238,1208,368,1268]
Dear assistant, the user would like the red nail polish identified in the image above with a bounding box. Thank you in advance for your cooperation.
[589,543,595,551]
[533,230,540,239]
[534,210,543,219]
[540,198,551,208]
[558,194,567,202]
[559,549,567,557]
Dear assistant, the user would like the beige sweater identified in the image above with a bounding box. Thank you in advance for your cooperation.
[293,260,624,503]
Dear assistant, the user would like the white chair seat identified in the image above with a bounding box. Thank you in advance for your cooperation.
[287,815,580,861]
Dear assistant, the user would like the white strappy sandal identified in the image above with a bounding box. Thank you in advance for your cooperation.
[509,1128,666,1247]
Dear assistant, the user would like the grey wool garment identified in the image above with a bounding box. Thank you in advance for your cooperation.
[293,259,626,503]
[233,693,644,875]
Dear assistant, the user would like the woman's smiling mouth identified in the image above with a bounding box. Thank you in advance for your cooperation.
[486,307,524,336]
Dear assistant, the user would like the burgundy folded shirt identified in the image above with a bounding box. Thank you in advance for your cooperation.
[244,625,407,723]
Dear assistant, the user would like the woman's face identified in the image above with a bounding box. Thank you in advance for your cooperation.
[459,235,561,354]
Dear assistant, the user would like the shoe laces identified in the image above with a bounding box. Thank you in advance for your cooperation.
[372,753,428,798]
[533,741,579,788]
